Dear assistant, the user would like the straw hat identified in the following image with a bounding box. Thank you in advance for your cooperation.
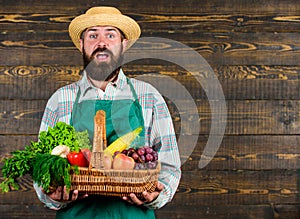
[69,6,141,51]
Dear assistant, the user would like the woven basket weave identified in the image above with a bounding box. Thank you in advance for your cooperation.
[70,110,160,197]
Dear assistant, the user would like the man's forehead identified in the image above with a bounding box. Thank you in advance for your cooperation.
[86,26,119,32]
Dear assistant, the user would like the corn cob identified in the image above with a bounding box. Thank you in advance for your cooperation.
[104,127,142,156]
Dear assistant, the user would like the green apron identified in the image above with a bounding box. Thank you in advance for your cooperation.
[71,78,145,146]
[56,78,155,219]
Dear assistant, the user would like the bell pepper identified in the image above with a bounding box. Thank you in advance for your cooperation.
[67,150,89,167]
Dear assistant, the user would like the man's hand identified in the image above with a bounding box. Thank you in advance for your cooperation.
[45,186,88,202]
[122,182,164,205]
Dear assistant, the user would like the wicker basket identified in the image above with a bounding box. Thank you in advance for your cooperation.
[70,110,160,198]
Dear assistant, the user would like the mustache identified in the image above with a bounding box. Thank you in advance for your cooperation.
[91,47,113,58]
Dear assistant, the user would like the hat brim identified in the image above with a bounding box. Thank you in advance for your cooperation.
[69,13,141,51]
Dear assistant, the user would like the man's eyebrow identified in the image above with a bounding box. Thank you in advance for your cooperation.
[86,28,118,32]
[86,28,98,32]
[106,28,118,31]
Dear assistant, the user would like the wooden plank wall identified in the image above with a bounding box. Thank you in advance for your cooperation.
[1,0,300,218]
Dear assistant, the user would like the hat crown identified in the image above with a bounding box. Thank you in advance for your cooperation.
[86,7,122,16]
[69,6,140,51]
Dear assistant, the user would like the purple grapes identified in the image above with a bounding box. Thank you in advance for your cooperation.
[121,150,128,155]
[120,146,159,169]
[152,151,158,161]
[137,147,145,156]
[146,161,157,169]
[131,152,139,161]
[139,155,145,162]
[145,146,153,154]
[145,153,153,162]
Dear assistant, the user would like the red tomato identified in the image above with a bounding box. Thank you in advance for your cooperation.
[67,151,89,167]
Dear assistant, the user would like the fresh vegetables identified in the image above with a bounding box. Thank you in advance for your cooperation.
[104,127,142,156]
[32,154,77,193]
[75,130,92,150]
[0,122,147,193]
[0,149,36,192]
[35,122,79,154]
[51,145,70,158]
[0,122,91,193]
[67,151,89,167]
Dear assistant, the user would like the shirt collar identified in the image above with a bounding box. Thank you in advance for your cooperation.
[77,69,128,97]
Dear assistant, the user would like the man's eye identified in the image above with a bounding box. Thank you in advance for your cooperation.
[89,34,97,39]
[107,34,115,39]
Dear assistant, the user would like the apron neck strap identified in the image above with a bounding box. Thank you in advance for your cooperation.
[126,78,139,101]
[74,76,139,105]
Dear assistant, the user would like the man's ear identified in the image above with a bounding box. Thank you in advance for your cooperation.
[79,39,84,53]
[122,39,128,52]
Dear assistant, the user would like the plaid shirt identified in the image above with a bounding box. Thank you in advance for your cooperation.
[34,69,181,210]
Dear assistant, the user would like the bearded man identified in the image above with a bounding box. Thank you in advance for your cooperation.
[34,6,181,219]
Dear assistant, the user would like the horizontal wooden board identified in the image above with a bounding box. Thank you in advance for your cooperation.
[1,170,299,206]
[1,135,300,171]
[2,14,300,33]
[1,0,300,34]
[175,170,300,206]
[0,135,37,160]
[1,0,300,14]
[1,32,300,66]
[155,204,300,219]
[0,204,55,219]
[1,47,299,66]
[0,65,81,99]
[0,99,299,135]
[1,203,299,219]
[181,135,300,171]
[0,65,299,100]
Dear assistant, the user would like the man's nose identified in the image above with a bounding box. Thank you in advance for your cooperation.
[97,36,108,48]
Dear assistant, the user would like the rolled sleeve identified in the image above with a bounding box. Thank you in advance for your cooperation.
[33,183,69,210]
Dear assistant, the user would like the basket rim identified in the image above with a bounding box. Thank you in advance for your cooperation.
[74,161,161,173]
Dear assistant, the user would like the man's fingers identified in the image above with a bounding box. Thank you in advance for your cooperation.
[142,191,151,202]
[123,194,144,205]
[80,193,89,199]
[73,190,89,201]
[142,191,159,203]
[142,182,163,203]
[48,186,62,200]
[122,182,164,205]
[129,193,144,205]
[62,186,69,200]
[122,196,134,205]
[157,182,164,191]
[71,190,78,201]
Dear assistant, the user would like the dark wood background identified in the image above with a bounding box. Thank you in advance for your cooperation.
[1,0,300,218]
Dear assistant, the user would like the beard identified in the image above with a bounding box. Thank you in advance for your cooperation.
[83,47,124,81]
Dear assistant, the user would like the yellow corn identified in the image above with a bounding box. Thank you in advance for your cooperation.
[104,127,142,156]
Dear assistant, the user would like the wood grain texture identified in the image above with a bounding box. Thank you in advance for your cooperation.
[0,65,299,100]
[1,0,300,14]
[1,32,300,66]
[1,170,299,218]
[0,99,299,135]
[1,135,300,171]
[1,0,300,218]
[181,135,300,170]
[1,203,299,219]
[1,0,300,33]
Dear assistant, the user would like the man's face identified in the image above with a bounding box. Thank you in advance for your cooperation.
[80,26,128,81]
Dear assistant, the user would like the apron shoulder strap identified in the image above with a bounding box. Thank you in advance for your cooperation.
[70,86,81,126]
[126,78,139,101]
